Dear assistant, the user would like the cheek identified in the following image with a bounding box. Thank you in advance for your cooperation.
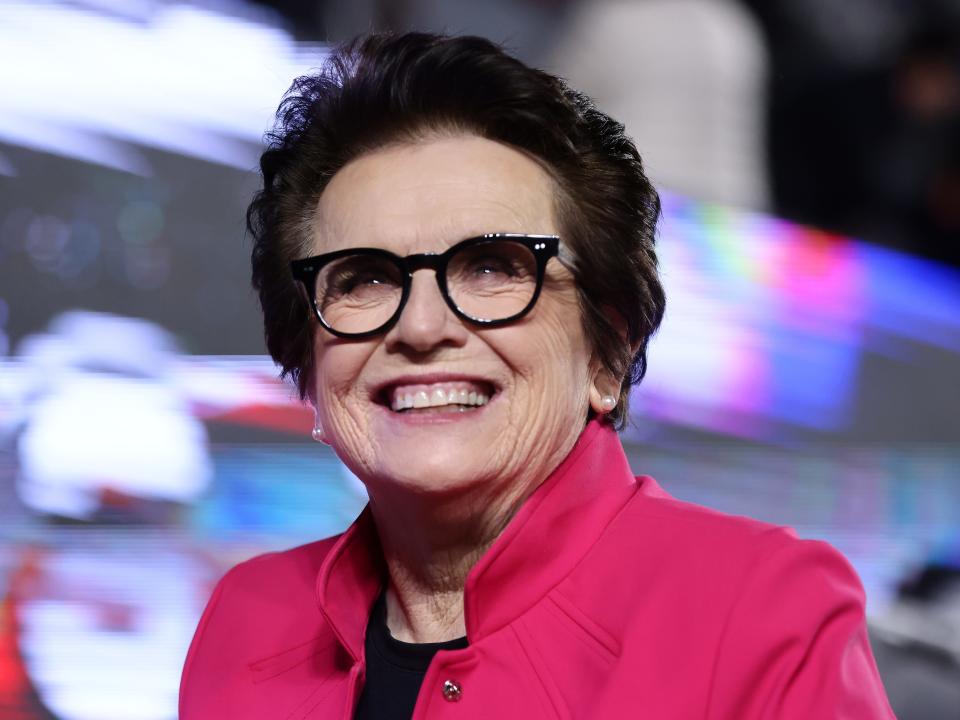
[502,306,594,408]
[542,326,593,404]
[489,313,593,477]
[535,299,593,383]
[312,342,372,426]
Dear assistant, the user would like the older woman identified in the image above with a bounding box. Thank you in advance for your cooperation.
[180,33,894,719]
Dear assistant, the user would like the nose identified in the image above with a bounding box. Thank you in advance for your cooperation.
[384,270,469,353]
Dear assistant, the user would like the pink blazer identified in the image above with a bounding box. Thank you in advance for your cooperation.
[180,420,895,719]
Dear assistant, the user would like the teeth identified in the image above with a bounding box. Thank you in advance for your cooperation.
[389,384,493,412]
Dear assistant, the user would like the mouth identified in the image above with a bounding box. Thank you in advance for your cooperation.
[375,378,499,414]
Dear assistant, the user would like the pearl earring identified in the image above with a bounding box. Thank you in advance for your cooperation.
[600,395,617,412]
[311,407,325,443]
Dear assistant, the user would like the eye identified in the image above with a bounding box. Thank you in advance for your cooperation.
[468,254,519,277]
[321,255,402,299]
[331,268,393,293]
[448,241,538,291]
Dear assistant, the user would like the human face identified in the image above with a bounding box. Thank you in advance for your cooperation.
[310,135,601,501]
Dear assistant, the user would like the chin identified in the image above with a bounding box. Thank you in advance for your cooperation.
[372,445,492,495]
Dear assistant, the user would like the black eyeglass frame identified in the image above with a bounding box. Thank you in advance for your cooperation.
[290,233,561,339]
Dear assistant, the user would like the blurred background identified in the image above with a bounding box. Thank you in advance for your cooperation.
[1,0,959,718]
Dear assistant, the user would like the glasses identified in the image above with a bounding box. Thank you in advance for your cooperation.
[291,233,561,338]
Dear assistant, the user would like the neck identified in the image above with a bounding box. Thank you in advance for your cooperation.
[367,480,529,644]
[363,418,593,644]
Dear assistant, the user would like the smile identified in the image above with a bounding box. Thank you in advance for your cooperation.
[384,381,496,413]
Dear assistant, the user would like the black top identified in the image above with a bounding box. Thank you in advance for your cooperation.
[354,591,469,720]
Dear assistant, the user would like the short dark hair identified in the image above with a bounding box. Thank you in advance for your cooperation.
[249,32,665,429]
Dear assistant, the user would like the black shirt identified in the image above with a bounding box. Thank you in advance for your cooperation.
[354,591,469,720]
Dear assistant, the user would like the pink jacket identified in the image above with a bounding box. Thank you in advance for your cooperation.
[180,420,895,719]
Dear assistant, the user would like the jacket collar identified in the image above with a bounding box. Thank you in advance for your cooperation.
[315,418,640,661]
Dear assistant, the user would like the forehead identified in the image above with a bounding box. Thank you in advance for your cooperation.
[311,135,559,255]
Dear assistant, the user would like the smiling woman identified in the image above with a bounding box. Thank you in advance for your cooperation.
[179,32,894,720]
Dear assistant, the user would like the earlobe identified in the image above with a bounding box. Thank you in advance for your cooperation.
[590,391,617,415]
[589,377,618,415]
[311,406,329,444]
[587,306,634,416]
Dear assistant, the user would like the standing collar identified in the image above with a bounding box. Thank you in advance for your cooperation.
[315,418,639,661]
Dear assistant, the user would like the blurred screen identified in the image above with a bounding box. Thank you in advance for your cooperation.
[1,1,959,718]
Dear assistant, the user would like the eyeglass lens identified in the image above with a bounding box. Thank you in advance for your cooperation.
[314,239,540,335]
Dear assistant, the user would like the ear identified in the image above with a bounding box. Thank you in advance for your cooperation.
[587,305,639,416]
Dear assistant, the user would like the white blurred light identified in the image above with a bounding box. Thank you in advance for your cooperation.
[0,0,328,171]
[17,373,212,516]
[13,311,212,518]
[19,545,208,720]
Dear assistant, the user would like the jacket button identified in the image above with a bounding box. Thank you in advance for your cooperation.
[441,679,462,702]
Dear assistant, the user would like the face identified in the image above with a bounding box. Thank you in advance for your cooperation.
[309,135,604,503]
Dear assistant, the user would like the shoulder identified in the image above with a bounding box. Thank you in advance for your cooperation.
[639,477,864,600]
[179,535,342,717]
[561,476,866,646]
[217,535,341,599]
[568,479,892,717]
[191,534,341,641]
[624,477,863,599]
[606,476,809,573]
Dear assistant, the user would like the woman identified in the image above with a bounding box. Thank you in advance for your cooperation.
[180,33,894,719]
